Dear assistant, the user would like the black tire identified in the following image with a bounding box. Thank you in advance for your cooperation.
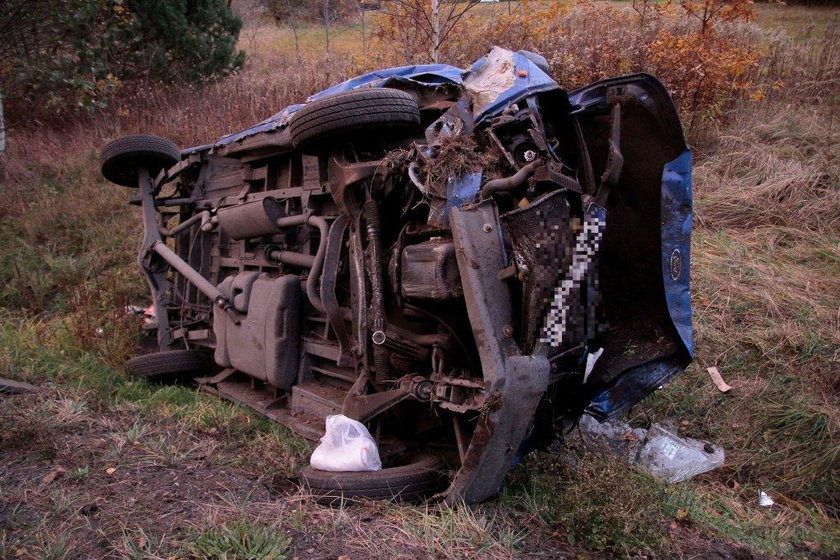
[288,88,421,151]
[300,453,445,505]
[100,134,180,187]
[124,350,210,381]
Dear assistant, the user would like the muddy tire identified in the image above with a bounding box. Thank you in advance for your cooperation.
[124,350,209,381]
[300,453,445,505]
[100,134,180,187]
[288,88,421,151]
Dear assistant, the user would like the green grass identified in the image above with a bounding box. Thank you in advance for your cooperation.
[67,466,91,482]
[0,312,308,457]
[498,449,840,557]
[182,520,291,560]
[501,453,673,555]
[677,483,840,556]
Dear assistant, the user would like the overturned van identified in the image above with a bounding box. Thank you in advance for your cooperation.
[100,47,693,504]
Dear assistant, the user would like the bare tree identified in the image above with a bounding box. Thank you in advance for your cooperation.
[319,0,347,54]
[263,0,351,55]
[265,0,315,56]
[379,0,481,63]
[359,1,367,53]
[0,94,6,158]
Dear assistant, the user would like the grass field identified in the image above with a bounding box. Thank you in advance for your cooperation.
[1,1,838,558]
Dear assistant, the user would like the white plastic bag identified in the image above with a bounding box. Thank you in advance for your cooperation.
[309,414,382,472]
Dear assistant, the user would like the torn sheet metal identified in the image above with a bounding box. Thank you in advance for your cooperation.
[446,172,483,211]
[428,172,483,228]
[310,64,464,100]
[214,49,559,148]
[586,357,686,420]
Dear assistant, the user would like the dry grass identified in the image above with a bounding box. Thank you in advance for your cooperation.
[637,21,840,546]
[500,452,673,555]
[753,3,840,41]
[0,383,565,559]
[419,134,510,194]
[3,53,366,157]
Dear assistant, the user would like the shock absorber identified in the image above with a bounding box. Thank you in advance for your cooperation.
[364,199,390,382]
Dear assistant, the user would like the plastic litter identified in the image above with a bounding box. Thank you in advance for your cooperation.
[707,366,732,393]
[758,490,774,507]
[583,347,604,384]
[125,304,157,325]
[574,414,647,462]
[309,414,382,472]
[569,415,724,483]
[636,424,725,483]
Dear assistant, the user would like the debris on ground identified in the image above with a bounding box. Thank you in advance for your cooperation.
[707,366,733,393]
[758,490,775,507]
[637,424,725,483]
[562,414,725,483]
[41,466,66,485]
[0,378,37,394]
[125,304,156,325]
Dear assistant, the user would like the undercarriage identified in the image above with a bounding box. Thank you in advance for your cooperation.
[102,48,693,504]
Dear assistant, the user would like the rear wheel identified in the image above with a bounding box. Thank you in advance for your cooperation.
[288,88,421,152]
[100,134,180,187]
[124,350,210,381]
[300,453,445,505]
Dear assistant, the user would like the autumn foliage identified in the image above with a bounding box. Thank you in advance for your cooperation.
[369,0,764,127]
[678,0,755,33]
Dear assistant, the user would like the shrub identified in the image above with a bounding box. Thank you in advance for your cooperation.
[0,0,245,124]
[368,0,764,127]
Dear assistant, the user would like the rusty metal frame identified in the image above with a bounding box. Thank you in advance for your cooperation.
[439,199,550,504]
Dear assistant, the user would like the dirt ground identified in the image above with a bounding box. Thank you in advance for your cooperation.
[0,385,775,560]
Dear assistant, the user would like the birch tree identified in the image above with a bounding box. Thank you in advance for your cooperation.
[377,0,481,63]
